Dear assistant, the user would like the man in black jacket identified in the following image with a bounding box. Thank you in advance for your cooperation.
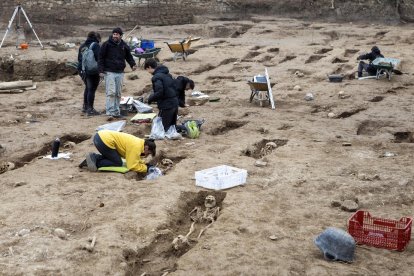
[357,46,384,78]
[175,76,194,108]
[77,31,101,116]
[144,58,178,131]
[98,27,137,118]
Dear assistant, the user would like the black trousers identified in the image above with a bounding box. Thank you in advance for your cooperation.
[358,61,376,77]
[83,73,100,110]
[159,106,178,131]
[93,133,123,168]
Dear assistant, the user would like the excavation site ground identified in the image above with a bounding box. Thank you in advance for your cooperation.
[0,16,413,275]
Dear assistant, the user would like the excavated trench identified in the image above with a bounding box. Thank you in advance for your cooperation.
[12,133,90,168]
[125,190,226,275]
[0,56,76,82]
[243,138,288,158]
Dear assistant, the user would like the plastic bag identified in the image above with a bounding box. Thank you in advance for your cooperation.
[96,120,126,132]
[184,120,200,139]
[182,119,205,130]
[132,100,153,113]
[146,166,163,180]
[165,125,182,140]
[149,117,165,139]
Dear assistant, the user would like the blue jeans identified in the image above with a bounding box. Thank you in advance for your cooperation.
[104,72,124,116]
[93,133,123,168]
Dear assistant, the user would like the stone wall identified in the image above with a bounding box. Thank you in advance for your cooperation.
[0,0,412,27]
[0,0,229,26]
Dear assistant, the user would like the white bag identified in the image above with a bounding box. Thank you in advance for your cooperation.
[132,100,153,113]
[145,166,163,180]
[165,125,182,140]
[96,120,126,132]
[149,117,165,140]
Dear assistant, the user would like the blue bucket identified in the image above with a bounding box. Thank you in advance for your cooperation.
[140,40,155,50]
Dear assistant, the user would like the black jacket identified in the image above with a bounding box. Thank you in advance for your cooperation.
[358,51,384,63]
[148,66,178,110]
[77,37,100,73]
[98,36,136,73]
[175,76,191,107]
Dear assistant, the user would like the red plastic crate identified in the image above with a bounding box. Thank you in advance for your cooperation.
[348,210,412,251]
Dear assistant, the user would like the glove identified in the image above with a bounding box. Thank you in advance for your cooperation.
[146,163,154,172]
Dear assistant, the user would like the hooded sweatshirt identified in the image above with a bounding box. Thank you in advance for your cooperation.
[175,76,191,107]
[98,130,147,173]
[148,65,179,110]
[358,47,384,63]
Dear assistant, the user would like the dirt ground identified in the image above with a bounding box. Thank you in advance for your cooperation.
[0,15,413,275]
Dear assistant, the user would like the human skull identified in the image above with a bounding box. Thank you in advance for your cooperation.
[265,142,277,149]
[204,195,216,208]
[161,158,173,166]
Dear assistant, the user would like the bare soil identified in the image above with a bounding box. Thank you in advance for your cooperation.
[0,15,414,275]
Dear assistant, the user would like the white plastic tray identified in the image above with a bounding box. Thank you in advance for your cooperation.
[195,165,247,190]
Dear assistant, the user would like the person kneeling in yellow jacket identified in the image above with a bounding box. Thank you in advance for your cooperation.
[85,130,156,173]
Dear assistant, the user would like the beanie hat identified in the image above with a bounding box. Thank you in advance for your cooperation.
[112,27,123,36]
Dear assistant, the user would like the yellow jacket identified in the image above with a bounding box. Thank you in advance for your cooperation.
[98,130,147,173]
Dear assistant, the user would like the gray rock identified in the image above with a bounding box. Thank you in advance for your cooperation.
[17,229,30,237]
[254,160,268,167]
[340,200,359,212]
[304,93,314,101]
[54,228,67,239]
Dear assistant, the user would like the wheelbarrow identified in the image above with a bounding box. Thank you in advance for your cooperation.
[165,36,200,61]
[371,57,401,81]
[247,68,276,109]
[132,47,162,65]
[248,80,276,107]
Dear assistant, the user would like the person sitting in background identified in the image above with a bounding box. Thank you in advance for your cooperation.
[357,46,384,78]
[175,76,195,108]
[84,130,156,174]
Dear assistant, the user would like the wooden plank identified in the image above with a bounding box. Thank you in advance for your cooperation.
[0,84,36,94]
[0,80,33,90]
[265,68,275,109]
[0,89,24,94]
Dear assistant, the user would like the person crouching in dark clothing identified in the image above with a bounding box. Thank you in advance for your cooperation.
[175,76,195,108]
[144,58,179,132]
[77,31,101,115]
[357,46,384,78]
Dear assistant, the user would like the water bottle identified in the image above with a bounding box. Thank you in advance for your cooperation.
[51,138,60,158]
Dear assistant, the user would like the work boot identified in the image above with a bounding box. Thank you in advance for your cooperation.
[82,104,87,113]
[85,152,98,172]
[357,71,362,78]
[78,159,87,168]
[87,108,101,116]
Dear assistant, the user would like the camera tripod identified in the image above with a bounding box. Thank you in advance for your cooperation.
[0,4,44,49]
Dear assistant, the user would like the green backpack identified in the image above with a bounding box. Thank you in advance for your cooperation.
[185,120,200,139]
